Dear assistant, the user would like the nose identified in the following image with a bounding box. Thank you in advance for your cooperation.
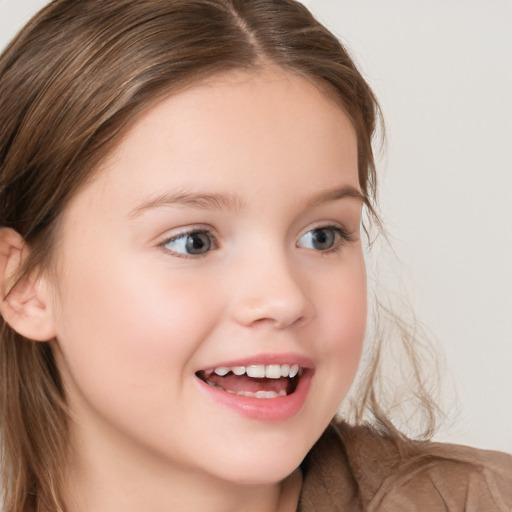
[229,251,315,329]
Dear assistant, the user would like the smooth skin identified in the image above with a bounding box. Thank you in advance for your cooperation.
[0,68,367,512]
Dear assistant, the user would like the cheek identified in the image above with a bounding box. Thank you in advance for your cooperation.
[314,255,367,404]
[52,254,220,397]
[319,257,367,359]
[299,257,366,431]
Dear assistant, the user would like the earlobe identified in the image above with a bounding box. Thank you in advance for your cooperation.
[0,228,57,342]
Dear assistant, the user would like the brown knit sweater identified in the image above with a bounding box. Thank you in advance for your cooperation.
[298,421,512,511]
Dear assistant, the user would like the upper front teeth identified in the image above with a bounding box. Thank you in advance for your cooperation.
[212,364,300,379]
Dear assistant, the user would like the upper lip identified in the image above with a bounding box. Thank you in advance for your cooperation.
[197,353,314,372]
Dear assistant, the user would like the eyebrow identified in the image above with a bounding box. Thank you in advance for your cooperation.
[128,184,365,218]
[303,185,366,208]
[128,190,244,218]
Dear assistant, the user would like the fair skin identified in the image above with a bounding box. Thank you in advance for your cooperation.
[0,69,366,512]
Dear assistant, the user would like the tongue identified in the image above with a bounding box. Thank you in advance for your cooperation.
[207,373,289,394]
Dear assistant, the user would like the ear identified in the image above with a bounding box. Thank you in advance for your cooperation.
[0,228,56,341]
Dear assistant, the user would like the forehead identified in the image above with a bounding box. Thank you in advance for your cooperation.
[67,68,359,218]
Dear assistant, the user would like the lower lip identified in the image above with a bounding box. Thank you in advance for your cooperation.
[196,371,313,422]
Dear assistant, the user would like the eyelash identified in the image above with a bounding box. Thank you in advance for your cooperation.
[296,224,353,255]
[159,223,354,259]
[160,228,219,259]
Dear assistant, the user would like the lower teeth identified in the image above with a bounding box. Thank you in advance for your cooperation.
[206,381,287,398]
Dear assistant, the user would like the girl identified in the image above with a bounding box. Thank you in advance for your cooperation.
[0,1,510,511]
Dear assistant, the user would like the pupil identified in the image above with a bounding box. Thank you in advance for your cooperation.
[313,228,334,249]
[186,233,210,254]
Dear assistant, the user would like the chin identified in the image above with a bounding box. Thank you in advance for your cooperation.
[196,427,315,486]
[217,459,303,487]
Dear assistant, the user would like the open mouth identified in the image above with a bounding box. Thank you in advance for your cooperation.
[195,364,303,399]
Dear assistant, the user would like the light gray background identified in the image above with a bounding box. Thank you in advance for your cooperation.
[1,0,511,453]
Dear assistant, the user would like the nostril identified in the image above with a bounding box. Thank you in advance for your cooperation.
[250,317,280,328]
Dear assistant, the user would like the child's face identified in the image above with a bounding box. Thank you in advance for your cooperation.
[48,69,366,485]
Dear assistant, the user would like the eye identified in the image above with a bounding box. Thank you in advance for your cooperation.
[297,226,348,252]
[163,230,215,256]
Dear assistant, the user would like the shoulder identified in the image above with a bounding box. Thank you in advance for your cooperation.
[299,420,512,512]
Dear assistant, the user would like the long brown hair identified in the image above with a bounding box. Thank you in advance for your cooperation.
[0,1,435,511]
